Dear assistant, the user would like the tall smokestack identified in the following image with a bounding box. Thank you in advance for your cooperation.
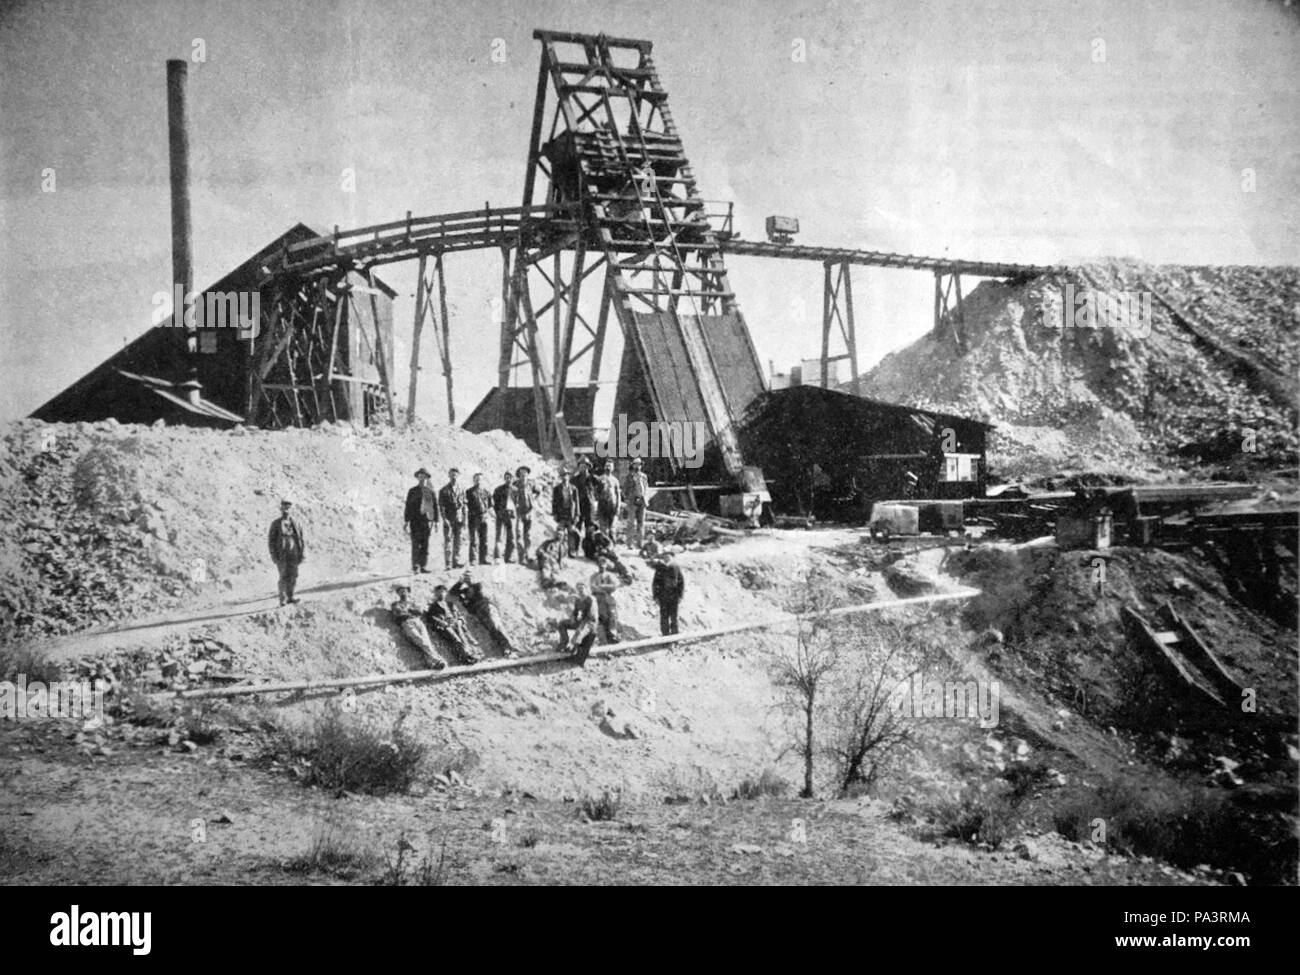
[166,59,200,405]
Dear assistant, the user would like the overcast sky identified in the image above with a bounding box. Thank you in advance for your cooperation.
[1,0,1296,424]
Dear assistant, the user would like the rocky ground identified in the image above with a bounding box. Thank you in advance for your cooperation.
[859,260,1299,483]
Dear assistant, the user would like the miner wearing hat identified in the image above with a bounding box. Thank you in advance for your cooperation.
[595,459,622,539]
[403,468,438,573]
[465,472,493,566]
[390,583,445,669]
[267,498,305,606]
[438,467,467,569]
[551,464,580,558]
[511,465,540,562]
[589,557,622,644]
[492,469,517,563]
[623,457,650,549]
[572,455,598,538]
[425,583,479,664]
[450,570,518,657]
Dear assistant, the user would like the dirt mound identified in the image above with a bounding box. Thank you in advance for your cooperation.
[946,541,1296,728]
[0,418,550,642]
[860,260,1299,480]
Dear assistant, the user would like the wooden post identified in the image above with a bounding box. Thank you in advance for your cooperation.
[407,253,427,426]
[436,253,455,424]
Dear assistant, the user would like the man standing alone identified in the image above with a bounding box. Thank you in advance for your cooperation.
[465,472,492,566]
[651,550,685,635]
[268,499,305,606]
[492,470,516,563]
[403,468,438,573]
[438,467,467,569]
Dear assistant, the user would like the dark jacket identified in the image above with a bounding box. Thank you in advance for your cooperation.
[492,482,515,517]
[268,516,305,564]
[572,469,598,517]
[466,486,492,523]
[652,562,685,604]
[438,482,466,525]
[450,578,490,616]
[405,484,438,529]
[571,593,596,625]
[425,598,466,629]
[552,481,580,522]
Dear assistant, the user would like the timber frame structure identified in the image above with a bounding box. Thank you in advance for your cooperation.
[254,29,1054,473]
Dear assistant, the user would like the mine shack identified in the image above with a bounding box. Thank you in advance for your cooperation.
[30,224,398,429]
[737,384,992,521]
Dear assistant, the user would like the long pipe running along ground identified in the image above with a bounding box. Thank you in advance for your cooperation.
[167,588,981,701]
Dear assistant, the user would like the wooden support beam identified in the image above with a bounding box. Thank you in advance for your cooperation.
[435,253,455,424]
[165,588,981,701]
[407,252,427,426]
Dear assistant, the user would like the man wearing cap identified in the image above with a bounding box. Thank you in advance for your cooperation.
[623,457,650,549]
[511,465,540,562]
[450,571,518,657]
[652,550,686,636]
[572,456,599,538]
[390,584,445,669]
[491,470,517,563]
[403,468,438,574]
[438,468,467,569]
[465,472,493,566]
[596,459,622,539]
[425,583,480,664]
[589,558,622,644]
[551,466,580,558]
[267,499,306,606]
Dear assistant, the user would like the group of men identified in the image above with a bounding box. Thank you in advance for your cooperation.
[403,465,543,571]
[401,456,653,574]
[387,569,520,670]
[266,453,687,668]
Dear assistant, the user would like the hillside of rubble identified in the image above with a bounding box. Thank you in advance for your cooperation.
[860,260,1300,483]
[0,418,552,644]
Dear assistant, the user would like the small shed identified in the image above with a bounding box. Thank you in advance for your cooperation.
[737,385,993,520]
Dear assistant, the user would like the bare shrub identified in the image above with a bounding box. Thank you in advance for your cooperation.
[268,707,426,796]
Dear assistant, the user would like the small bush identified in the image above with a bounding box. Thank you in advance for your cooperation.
[176,700,223,745]
[733,769,791,800]
[935,788,1017,848]
[380,831,448,886]
[1051,775,1281,879]
[578,789,622,822]
[283,823,377,880]
[271,709,426,796]
[516,829,541,849]
[1003,759,1054,802]
[0,647,63,684]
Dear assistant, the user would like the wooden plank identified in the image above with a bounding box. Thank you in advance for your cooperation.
[165,588,981,701]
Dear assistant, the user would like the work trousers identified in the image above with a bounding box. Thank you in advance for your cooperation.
[467,516,490,565]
